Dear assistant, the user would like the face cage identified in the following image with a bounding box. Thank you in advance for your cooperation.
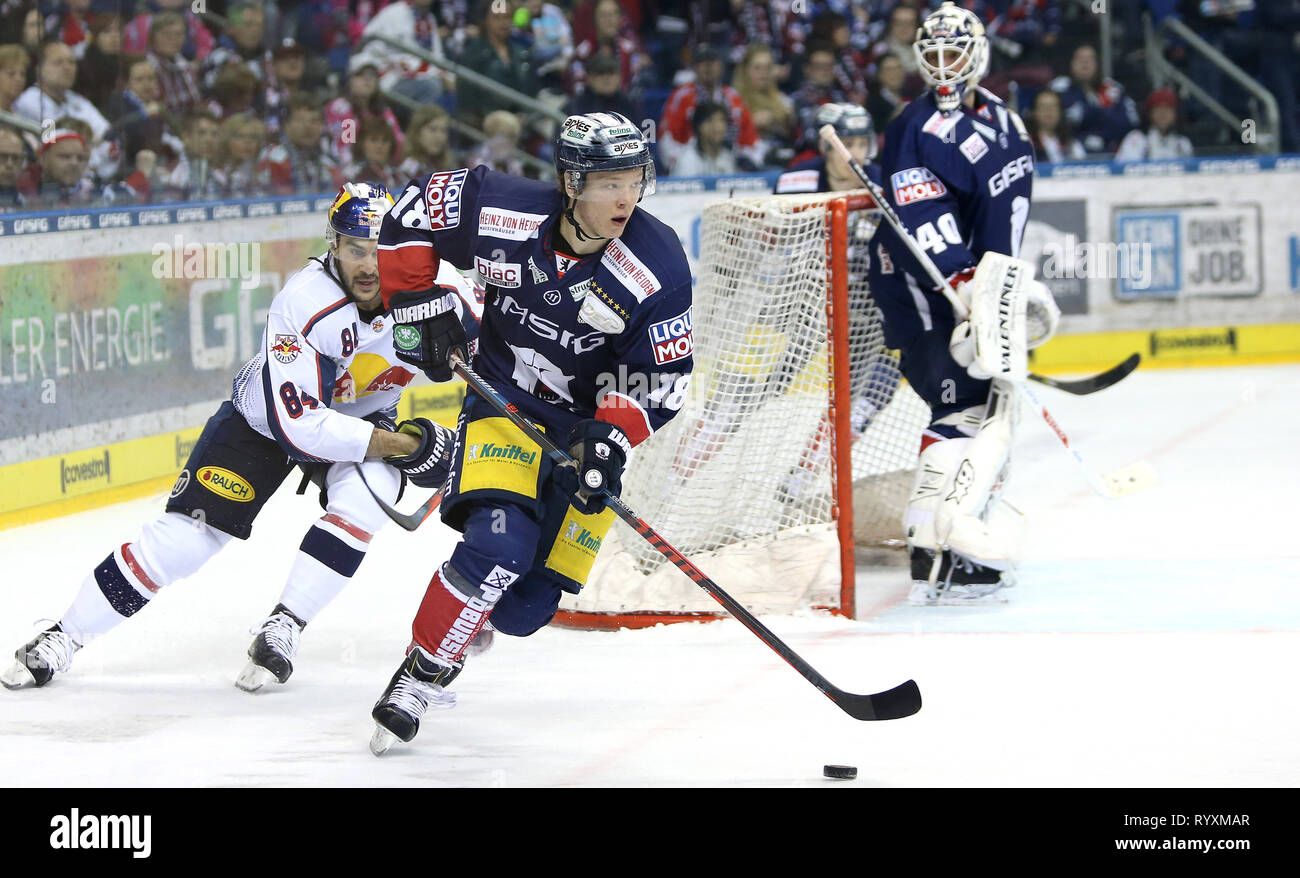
[564,163,657,203]
[914,37,985,110]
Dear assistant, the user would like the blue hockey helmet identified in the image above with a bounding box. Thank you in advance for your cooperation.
[815,103,877,160]
[326,182,395,245]
[554,112,656,202]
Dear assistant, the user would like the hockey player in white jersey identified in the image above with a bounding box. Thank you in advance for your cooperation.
[2,183,481,692]
[866,3,1060,604]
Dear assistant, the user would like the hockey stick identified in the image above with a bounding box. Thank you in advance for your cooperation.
[353,463,443,532]
[819,126,1153,498]
[1027,353,1140,396]
[451,355,921,722]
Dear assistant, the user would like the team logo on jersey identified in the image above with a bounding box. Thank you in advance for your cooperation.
[270,334,302,363]
[475,255,522,288]
[371,318,384,332]
[543,289,562,306]
[529,257,548,284]
[578,293,625,334]
[169,469,190,498]
[393,325,421,351]
[424,168,467,230]
[959,133,989,164]
[333,353,415,402]
[891,168,948,206]
[648,308,693,365]
[197,466,254,502]
[478,207,547,241]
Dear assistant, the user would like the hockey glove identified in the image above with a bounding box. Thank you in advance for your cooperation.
[383,418,455,489]
[944,266,977,313]
[388,288,467,383]
[553,420,631,514]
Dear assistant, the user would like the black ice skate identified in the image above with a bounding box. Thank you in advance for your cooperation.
[235,604,307,693]
[369,647,460,756]
[1,624,80,690]
[907,547,1011,605]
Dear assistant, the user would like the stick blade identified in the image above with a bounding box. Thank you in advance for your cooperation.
[833,679,922,721]
[1032,353,1141,395]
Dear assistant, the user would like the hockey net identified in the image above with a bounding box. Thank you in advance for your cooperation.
[556,191,930,628]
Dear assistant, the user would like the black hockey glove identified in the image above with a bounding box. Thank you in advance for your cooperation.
[552,420,631,515]
[383,418,455,489]
[388,288,467,383]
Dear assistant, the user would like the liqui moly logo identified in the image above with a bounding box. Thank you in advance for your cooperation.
[648,308,693,365]
[891,167,948,205]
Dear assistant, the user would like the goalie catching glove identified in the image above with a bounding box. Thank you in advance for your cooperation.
[388,288,468,383]
[552,420,631,514]
[384,418,455,489]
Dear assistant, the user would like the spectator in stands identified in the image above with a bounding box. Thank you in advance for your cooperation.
[124,0,214,62]
[265,39,310,142]
[563,50,639,120]
[324,55,405,167]
[0,43,29,116]
[658,43,762,172]
[790,41,850,146]
[398,102,458,178]
[518,0,575,93]
[146,11,202,120]
[155,108,222,201]
[669,100,737,176]
[1115,88,1194,161]
[1050,44,1139,156]
[13,40,114,177]
[569,0,651,101]
[200,1,269,94]
[457,0,539,128]
[257,95,343,195]
[867,52,908,133]
[808,9,868,105]
[346,115,405,190]
[16,120,98,207]
[1026,86,1085,163]
[731,43,796,160]
[1253,0,1300,153]
[207,62,260,120]
[465,109,528,177]
[104,54,183,182]
[72,7,123,111]
[979,0,1061,67]
[572,0,646,50]
[869,3,922,80]
[719,0,804,74]
[0,124,26,209]
[352,0,451,105]
[45,0,93,61]
[213,113,265,197]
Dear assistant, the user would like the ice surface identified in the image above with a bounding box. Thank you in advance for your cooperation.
[1,365,1296,787]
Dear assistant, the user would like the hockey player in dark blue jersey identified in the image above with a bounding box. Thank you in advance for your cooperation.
[866,2,1059,605]
[367,112,694,752]
[774,103,881,196]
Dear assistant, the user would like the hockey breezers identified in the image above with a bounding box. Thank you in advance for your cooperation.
[451,354,921,722]
[353,464,443,532]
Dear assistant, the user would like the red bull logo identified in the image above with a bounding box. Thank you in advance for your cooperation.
[333,352,415,402]
[270,333,302,364]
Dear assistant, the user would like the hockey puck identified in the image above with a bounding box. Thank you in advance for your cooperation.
[823,764,857,780]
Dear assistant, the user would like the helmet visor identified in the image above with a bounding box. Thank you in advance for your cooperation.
[568,165,657,203]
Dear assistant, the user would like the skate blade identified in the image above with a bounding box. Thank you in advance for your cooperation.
[235,663,277,693]
[907,585,1009,606]
[1,662,37,690]
[369,725,400,757]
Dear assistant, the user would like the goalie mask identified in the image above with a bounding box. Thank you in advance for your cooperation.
[914,1,989,114]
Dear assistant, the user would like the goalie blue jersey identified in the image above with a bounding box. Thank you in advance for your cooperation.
[378,166,694,446]
[870,87,1034,288]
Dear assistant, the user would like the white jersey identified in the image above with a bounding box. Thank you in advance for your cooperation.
[233,253,481,463]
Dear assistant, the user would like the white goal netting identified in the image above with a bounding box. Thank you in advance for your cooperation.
[561,191,930,622]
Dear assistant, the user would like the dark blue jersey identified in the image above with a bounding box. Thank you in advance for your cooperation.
[772,154,882,194]
[377,166,694,445]
[870,87,1034,290]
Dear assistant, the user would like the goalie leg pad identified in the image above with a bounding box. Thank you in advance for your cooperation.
[967,252,1033,382]
[903,382,1022,567]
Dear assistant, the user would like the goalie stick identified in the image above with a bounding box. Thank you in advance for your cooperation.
[819,126,1153,499]
[353,464,443,531]
[1028,353,1140,396]
[451,354,921,722]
